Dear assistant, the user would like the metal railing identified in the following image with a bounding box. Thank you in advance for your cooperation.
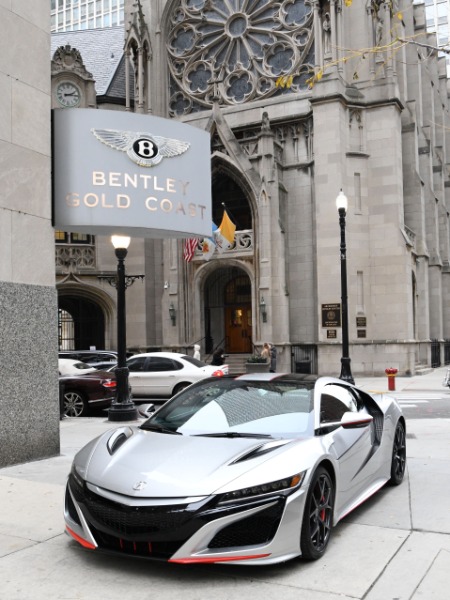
[444,340,450,365]
[291,345,317,375]
[431,339,441,368]
[192,230,253,261]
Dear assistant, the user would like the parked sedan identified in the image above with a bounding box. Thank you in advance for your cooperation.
[59,359,117,417]
[64,373,406,564]
[59,358,98,376]
[59,351,121,371]
[125,352,229,398]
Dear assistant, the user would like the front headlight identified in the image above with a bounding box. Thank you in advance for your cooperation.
[218,472,306,504]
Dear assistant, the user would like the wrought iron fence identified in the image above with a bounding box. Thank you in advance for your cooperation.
[431,339,441,368]
[291,345,317,375]
[445,340,450,366]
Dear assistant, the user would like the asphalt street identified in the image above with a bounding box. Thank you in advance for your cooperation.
[0,367,449,599]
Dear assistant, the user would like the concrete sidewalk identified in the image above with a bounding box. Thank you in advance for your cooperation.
[0,368,449,599]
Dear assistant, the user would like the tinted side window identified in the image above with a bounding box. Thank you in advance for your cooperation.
[145,358,182,372]
[320,394,349,423]
[320,384,358,423]
[127,357,147,372]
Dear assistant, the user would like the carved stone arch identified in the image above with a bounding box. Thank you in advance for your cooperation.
[57,282,115,348]
[195,257,255,290]
[57,282,115,323]
[164,0,315,115]
[125,0,152,112]
[51,44,97,108]
[125,0,152,50]
[193,259,257,354]
[160,0,184,35]
[211,154,256,232]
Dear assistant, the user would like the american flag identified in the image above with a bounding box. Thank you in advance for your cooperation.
[183,238,198,262]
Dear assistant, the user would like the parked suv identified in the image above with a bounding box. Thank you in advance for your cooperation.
[58,350,120,371]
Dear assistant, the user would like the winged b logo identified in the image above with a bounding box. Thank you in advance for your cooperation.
[91,128,190,167]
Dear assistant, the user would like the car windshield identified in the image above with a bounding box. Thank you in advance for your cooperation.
[141,379,315,438]
[72,361,95,371]
[59,360,97,375]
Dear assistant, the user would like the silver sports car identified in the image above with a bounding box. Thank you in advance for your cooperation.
[64,374,406,565]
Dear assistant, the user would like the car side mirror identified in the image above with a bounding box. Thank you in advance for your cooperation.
[138,403,156,418]
[340,411,373,429]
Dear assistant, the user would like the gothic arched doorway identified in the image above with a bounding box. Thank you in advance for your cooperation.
[58,296,105,350]
[204,266,252,354]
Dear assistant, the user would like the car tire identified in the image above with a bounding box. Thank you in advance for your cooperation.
[389,420,406,486]
[172,382,190,396]
[64,390,89,417]
[300,466,335,560]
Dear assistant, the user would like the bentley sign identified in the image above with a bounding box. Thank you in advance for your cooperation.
[52,108,212,238]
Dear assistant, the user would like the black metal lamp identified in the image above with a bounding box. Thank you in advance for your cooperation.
[259,296,267,323]
[169,302,176,326]
[108,235,138,421]
[336,190,355,385]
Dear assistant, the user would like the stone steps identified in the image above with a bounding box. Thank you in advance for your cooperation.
[222,353,252,374]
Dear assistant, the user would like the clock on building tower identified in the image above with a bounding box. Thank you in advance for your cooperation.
[56,81,81,108]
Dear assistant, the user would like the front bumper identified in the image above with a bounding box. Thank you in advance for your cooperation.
[64,474,307,565]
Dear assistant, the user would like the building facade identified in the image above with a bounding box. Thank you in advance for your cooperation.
[421,0,450,47]
[51,0,125,32]
[1,1,60,467]
[51,0,450,377]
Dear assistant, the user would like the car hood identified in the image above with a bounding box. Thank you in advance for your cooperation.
[80,427,303,498]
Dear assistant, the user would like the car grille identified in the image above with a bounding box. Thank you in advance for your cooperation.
[70,478,192,536]
[207,500,284,549]
[87,499,191,536]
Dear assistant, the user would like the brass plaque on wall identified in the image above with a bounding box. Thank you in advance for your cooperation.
[322,304,341,328]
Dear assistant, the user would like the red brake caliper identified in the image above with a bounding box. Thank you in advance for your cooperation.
[320,497,326,521]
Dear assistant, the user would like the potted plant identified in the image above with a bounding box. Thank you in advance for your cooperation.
[245,354,270,373]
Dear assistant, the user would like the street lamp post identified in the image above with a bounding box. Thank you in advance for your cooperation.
[108,235,138,421]
[336,190,355,385]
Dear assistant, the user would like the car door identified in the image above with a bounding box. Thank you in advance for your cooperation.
[126,356,149,396]
[133,357,184,397]
[318,383,377,515]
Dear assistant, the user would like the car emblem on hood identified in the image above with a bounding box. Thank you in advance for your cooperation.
[132,481,148,491]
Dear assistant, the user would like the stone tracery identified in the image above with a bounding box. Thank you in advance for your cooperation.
[167,0,315,115]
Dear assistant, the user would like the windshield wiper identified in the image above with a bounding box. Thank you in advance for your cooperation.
[195,432,274,439]
[141,424,181,435]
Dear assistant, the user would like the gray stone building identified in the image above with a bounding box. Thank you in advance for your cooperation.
[0,2,60,467]
[51,0,450,377]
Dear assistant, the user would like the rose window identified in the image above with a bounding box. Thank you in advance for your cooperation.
[168,0,314,116]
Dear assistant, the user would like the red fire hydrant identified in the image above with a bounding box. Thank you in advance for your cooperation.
[385,367,398,391]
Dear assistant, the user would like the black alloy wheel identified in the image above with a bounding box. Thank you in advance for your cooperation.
[300,466,334,560]
[389,421,406,485]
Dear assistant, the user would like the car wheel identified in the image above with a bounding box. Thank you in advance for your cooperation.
[300,466,334,560]
[64,390,88,417]
[389,420,406,485]
[172,382,190,396]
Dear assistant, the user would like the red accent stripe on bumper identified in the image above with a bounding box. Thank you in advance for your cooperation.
[66,525,96,550]
[169,553,271,564]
